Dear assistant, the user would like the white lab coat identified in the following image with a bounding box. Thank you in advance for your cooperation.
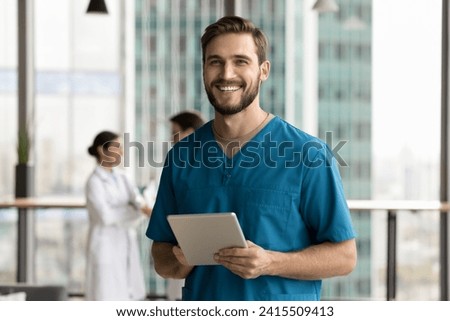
[85,166,146,301]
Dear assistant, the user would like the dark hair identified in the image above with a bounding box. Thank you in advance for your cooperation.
[87,131,119,161]
[170,111,205,131]
[201,16,269,65]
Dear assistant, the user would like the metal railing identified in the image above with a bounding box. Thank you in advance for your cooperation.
[1,197,449,300]
[348,200,450,300]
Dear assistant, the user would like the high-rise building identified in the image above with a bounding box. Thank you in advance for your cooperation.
[316,0,372,298]
[135,0,224,188]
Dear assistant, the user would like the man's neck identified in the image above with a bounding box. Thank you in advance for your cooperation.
[213,105,268,140]
[212,107,273,159]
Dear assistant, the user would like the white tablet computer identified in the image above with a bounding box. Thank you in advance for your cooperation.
[167,212,247,266]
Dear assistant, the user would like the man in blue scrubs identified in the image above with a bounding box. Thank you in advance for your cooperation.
[146,16,357,301]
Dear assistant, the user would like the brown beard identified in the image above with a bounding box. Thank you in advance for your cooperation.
[204,74,261,115]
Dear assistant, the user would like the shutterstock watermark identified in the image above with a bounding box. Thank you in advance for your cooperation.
[100,132,349,169]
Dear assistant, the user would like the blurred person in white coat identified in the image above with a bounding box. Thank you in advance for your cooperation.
[85,131,152,301]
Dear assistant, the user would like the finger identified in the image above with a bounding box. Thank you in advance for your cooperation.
[215,254,248,266]
[219,246,252,257]
[217,240,254,254]
[172,245,182,255]
[219,260,260,279]
[172,246,190,266]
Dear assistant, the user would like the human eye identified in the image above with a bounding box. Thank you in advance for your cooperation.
[208,59,222,66]
[236,59,248,65]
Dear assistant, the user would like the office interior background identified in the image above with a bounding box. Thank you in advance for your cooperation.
[0,0,446,300]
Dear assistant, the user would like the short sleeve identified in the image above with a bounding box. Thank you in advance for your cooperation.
[300,143,356,243]
[146,155,178,243]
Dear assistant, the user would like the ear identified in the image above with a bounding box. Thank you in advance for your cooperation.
[184,127,195,135]
[96,145,104,158]
[179,127,194,141]
[259,60,270,81]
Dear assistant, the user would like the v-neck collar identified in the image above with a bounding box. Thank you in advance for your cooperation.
[207,115,279,161]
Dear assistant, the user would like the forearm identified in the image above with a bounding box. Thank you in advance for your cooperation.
[216,239,357,280]
[151,242,193,279]
[266,239,357,280]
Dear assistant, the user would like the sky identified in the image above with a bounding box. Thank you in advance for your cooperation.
[372,0,441,162]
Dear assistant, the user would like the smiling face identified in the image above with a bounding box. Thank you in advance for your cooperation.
[203,33,270,116]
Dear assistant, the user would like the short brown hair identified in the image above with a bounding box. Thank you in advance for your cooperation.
[201,16,269,65]
[170,110,205,131]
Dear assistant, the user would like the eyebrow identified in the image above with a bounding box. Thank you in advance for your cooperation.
[205,54,252,61]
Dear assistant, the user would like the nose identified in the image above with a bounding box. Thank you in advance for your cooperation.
[220,61,236,80]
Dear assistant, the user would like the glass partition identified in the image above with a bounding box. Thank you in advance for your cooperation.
[0,0,18,285]
[0,209,17,283]
[0,0,18,198]
[34,0,123,197]
[372,0,441,300]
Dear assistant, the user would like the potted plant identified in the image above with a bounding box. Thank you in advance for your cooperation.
[17,127,30,165]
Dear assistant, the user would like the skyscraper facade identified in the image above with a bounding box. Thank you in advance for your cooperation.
[316,0,372,298]
[135,0,224,188]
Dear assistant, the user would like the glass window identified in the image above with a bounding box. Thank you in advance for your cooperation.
[0,0,17,284]
[3,0,443,301]
[0,0,18,198]
[372,0,441,299]
[34,0,123,197]
[32,0,125,294]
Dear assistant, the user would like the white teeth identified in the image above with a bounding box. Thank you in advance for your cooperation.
[218,86,240,92]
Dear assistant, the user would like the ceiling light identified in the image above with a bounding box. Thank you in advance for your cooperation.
[86,0,108,14]
[312,0,339,13]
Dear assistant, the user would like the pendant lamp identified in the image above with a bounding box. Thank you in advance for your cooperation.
[312,0,339,13]
[86,0,108,14]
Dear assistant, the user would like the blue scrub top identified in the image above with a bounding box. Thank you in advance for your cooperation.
[146,116,356,301]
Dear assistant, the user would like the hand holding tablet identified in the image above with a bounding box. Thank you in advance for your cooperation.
[167,212,247,265]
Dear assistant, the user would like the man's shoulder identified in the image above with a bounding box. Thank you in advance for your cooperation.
[270,116,326,146]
